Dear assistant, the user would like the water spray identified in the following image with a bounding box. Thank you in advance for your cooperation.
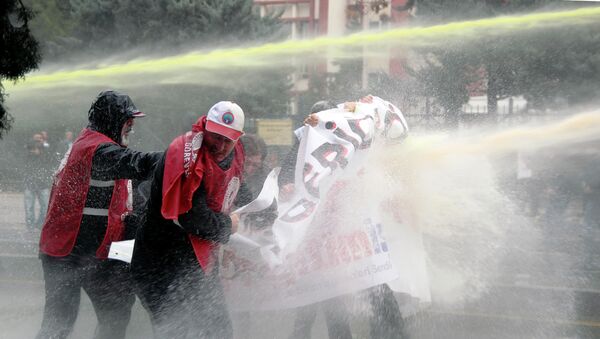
[6,7,600,92]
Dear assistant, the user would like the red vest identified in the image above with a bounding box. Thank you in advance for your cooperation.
[161,117,245,272]
[188,142,244,272]
[39,128,129,259]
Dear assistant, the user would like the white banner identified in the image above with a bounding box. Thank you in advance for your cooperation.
[222,99,429,311]
[110,97,430,311]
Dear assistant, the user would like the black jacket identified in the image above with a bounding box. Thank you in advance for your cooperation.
[131,149,252,281]
[69,143,162,258]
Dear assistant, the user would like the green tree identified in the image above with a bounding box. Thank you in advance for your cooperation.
[22,0,284,62]
[406,0,599,124]
[27,0,284,60]
[0,0,41,138]
[24,0,290,121]
[22,0,75,59]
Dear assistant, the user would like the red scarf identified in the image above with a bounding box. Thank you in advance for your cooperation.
[161,116,244,272]
[161,116,208,220]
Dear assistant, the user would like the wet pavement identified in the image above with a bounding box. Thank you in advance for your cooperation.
[1,192,599,338]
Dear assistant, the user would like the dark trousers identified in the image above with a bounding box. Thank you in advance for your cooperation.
[36,254,136,339]
[290,284,407,339]
[289,296,352,339]
[366,284,407,339]
[134,264,233,339]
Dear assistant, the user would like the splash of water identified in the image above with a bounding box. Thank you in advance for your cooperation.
[372,110,600,238]
[398,111,600,165]
[363,111,600,305]
[6,7,600,92]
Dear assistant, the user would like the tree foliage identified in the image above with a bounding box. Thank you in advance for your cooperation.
[20,0,289,125]
[406,0,600,123]
[1,0,41,138]
[25,0,284,61]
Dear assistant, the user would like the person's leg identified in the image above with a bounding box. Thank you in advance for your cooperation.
[367,284,407,339]
[82,260,136,339]
[183,268,233,339]
[133,265,199,339]
[36,255,82,339]
[24,188,35,229]
[133,272,166,331]
[289,304,319,339]
[322,297,353,339]
[36,188,50,227]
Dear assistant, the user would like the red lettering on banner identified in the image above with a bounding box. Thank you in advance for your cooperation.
[303,163,320,198]
[338,235,352,264]
[276,229,379,284]
[323,232,339,268]
[302,118,374,199]
[311,142,349,172]
[346,116,374,149]
[352,231,374,259]
[307,238,324,272]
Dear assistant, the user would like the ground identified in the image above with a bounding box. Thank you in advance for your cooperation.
[0,192,599,338]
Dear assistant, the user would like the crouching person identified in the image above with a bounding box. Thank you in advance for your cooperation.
[131,101,252,339]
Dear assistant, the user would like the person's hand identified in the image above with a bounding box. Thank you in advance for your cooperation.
[230,213,240,234]
[304,113,319,127]
[343,102,357,112]
[121,211,131,221]
[279,183,295,202]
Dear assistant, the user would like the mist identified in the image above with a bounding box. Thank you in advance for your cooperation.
[2,2,600,339]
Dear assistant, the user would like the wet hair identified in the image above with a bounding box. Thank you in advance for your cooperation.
[240,134,267,161]
[310,100,337,114]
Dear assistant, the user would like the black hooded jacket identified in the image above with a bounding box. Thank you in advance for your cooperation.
[87,90,141,144]
[53,91,163,259]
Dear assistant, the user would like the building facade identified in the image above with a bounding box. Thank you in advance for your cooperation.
[254,0,413,115]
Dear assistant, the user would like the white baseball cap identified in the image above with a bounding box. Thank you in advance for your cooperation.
[205,101,245,141]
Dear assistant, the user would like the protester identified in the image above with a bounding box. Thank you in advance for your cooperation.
[36,90,162,339]
[40,130,50,149]
[131,101,253,339]
[60,130,74,155]
[282,100,354,339]
[23,133,52,230]
[283,96,410,339]
[240,133,269,198]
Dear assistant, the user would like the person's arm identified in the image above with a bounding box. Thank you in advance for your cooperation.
[177,185,233,243]
[92,143,163,181]
[123,180,152,240]
[235,181,254,207]
[278,139,300,187]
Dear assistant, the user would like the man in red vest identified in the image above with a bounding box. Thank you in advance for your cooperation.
[37,90,162,339]
[131,101,253,339]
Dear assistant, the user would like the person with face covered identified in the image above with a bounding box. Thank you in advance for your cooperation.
[131,101,253,339]
[36,90,162,339]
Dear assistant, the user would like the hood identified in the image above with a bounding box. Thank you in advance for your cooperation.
[87,90,144,144]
